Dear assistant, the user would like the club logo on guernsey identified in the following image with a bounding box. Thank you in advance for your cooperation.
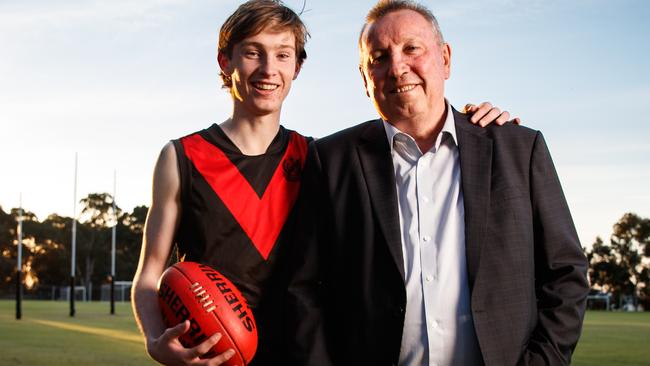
[283,156,302,182]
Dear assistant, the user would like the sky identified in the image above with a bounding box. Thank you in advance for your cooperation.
[1,0,649,249]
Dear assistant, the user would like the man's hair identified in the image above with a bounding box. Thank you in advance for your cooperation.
[218,0,310,88]
[359,0,445,60]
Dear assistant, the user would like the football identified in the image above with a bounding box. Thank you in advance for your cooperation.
[157,261,257,365]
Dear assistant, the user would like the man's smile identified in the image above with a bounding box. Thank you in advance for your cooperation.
[391,84,418,93]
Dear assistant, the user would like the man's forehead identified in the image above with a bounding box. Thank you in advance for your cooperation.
[362,10,434,48]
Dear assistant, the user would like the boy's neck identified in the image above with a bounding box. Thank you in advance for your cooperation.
[219,114,281,156]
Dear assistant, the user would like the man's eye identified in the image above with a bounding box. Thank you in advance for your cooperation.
[370,55,385,64]
[278,53,291,59]
[245,51,260,57]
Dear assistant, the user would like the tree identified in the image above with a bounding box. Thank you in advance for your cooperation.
[0,200,148,299]
[587,213,650,309]
[0,206,16,296]
[115,205,148,282]
[31,214,74,289]
[75,193,122,299]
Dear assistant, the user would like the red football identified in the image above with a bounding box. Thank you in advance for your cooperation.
[157,261,257,365]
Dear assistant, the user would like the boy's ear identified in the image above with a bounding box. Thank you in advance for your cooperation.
[293,62,302,80]
[217,51,230,74]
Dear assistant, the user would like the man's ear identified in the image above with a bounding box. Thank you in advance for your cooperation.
[359,65,370,98]
[217,51,230,75]
[442,43,452,80]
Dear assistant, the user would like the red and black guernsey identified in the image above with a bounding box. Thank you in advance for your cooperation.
[171,124,309,365]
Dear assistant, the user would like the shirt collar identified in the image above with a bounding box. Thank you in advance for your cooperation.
[382,100,457,155]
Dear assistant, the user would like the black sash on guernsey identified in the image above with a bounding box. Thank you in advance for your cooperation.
[172,124,309,365]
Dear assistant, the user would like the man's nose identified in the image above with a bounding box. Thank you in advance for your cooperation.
[387,53,408,79]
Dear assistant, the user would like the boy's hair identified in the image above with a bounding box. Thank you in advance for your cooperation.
[219,0,310,87]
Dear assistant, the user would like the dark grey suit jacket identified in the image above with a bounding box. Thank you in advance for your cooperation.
[286,109,589,366]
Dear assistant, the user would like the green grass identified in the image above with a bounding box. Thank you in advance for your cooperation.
[0,300,155,366]
[573,311,650,366]
[1,302,649,365]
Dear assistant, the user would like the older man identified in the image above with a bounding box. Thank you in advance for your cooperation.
[287,1,589,365]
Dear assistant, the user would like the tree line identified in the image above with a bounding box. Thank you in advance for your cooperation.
[0,193,147,300]
[1,195,649,309]
[587,213,649,310]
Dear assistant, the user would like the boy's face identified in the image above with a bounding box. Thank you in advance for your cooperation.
[219,28,301,119]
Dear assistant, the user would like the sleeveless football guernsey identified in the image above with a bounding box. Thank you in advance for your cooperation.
[172,124,309,365]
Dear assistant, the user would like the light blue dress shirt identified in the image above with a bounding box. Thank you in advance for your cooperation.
[383,103,482,366]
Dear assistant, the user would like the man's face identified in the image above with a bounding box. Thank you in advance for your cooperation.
[219,28,300,118]
[360,10,451,124]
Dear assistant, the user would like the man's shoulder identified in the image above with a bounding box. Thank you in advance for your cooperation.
[314,119,381,149]
[486,121,539,141]
[453,108,536,137]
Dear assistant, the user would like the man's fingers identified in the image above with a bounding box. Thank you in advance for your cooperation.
[512,117,522,125]
[464,103,476,114]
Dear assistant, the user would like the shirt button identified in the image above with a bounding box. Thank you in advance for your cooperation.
[425,275,433,282]
[422,235,430,242]
[422,196,430,203]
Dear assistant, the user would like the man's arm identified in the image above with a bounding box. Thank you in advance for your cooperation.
[520,132,589,365]
[131,142,234,366]
[284,142,333,366]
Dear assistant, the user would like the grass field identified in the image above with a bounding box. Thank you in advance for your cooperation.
[1,301,649,365]
[573,311,650,366]
[0,300,154,366]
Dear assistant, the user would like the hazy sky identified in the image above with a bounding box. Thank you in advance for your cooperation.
[1,0,649,248]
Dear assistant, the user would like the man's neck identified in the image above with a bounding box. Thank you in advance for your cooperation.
[219,113,281,156]
[389,102,448,153]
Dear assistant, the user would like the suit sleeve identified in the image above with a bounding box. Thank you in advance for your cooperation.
[519,132,590,366]
[284,142,334,366]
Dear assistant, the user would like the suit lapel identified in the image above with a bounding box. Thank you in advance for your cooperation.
[454,110,492,291]
[357,120,405,280]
